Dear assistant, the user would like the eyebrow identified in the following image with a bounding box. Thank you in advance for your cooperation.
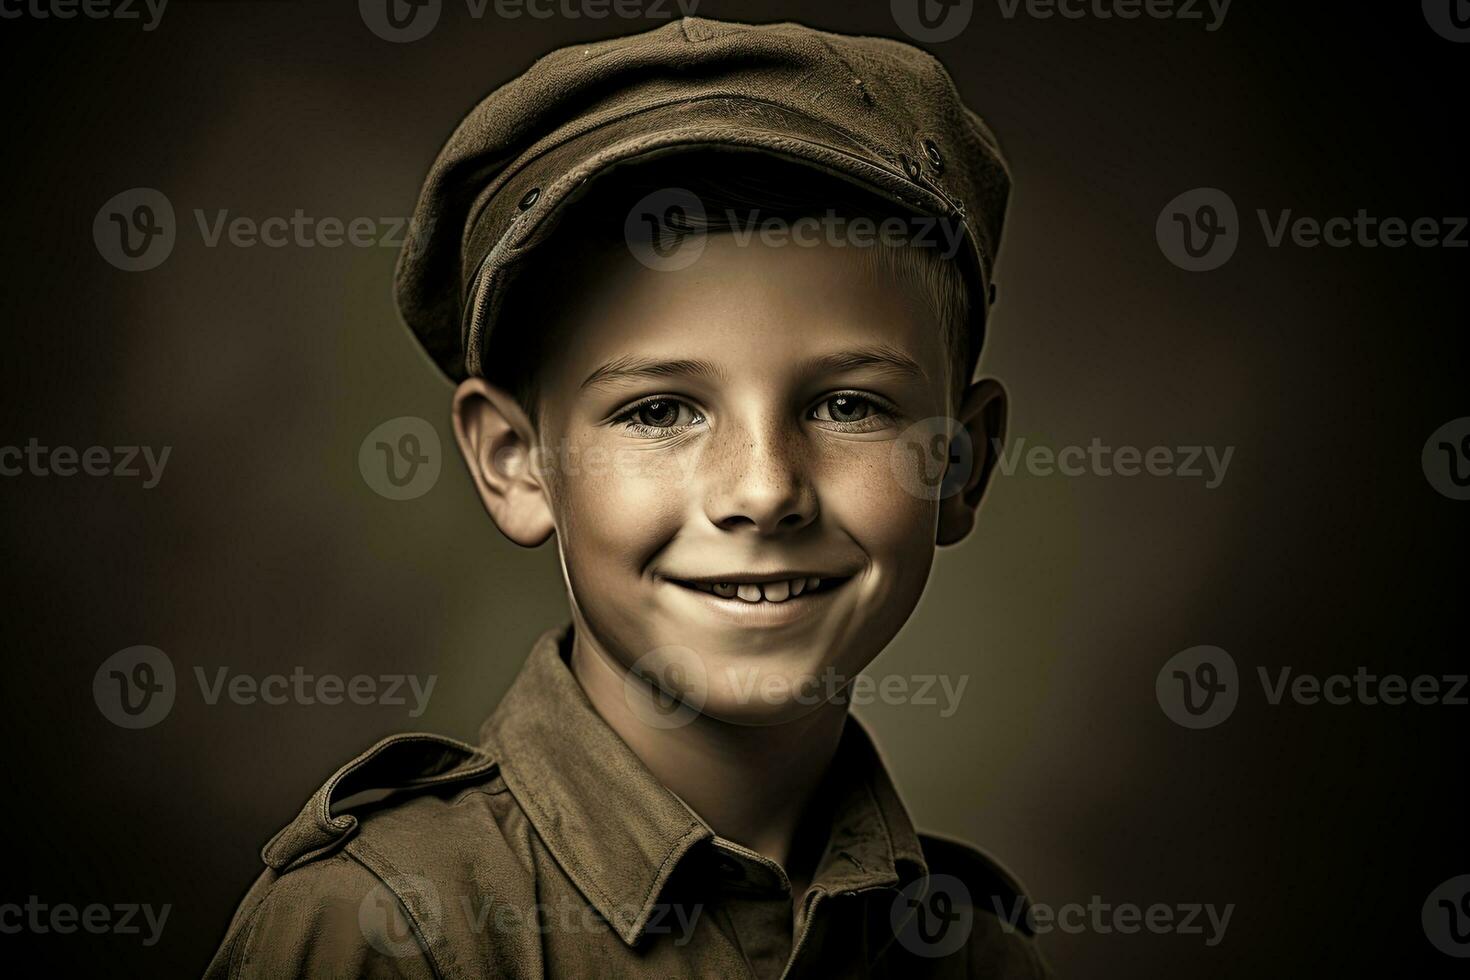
[577,343,928,392]
[580,355,727,392]
[800,344,929,384]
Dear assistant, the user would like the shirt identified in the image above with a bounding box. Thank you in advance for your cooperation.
[203,625,1050,979]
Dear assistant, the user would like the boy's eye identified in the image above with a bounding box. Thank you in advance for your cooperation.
[815,394,872,424]
[811,393,891,426]
[615,397,704,433]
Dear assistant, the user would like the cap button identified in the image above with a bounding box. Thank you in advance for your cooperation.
[900,154,921,181]
[518,187,540,210]
[922,138,945,173]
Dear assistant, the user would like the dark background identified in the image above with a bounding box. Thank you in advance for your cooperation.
[1,1,1466,976]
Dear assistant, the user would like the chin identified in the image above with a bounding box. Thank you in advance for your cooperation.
[687,643,874,727]
[694,685,841,727]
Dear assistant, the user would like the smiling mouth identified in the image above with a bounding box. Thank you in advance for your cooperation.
[666,575,851,604]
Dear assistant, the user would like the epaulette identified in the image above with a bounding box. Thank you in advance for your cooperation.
[261,732,499,874]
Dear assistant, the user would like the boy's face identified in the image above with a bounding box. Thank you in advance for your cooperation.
[456,233,1001,725]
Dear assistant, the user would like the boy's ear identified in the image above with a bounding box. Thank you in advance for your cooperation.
[937,378,1008,547]
[451,378,555,548]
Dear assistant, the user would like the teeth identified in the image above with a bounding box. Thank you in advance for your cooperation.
[698,577,828,602]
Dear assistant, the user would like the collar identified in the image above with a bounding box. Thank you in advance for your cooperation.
[479,624,929,945]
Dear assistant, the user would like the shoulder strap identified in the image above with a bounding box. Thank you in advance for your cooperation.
[261,732,498,874]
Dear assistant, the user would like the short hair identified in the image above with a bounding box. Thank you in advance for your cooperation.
[486,150,973,426]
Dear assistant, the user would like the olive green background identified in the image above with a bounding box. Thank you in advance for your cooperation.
[1,2,1466,977]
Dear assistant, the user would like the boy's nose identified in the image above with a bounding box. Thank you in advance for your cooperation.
[702,424,817,535]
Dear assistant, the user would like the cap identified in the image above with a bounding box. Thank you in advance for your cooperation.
[394,16,1011,382]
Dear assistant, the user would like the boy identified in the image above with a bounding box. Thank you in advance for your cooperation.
[205,16,1049,979]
